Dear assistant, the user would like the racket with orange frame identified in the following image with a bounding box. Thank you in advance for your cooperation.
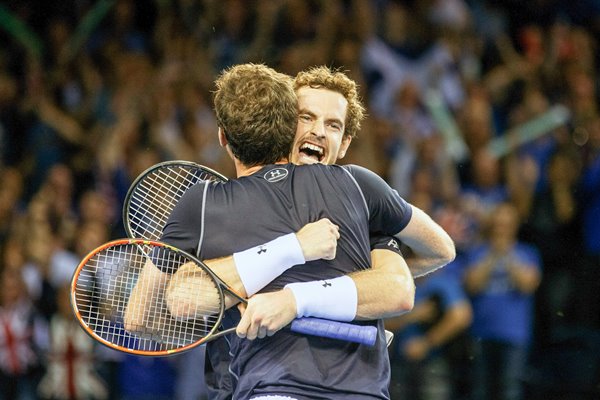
[71,238,378,356]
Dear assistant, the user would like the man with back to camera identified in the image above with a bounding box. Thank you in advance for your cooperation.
[155,63,455,399]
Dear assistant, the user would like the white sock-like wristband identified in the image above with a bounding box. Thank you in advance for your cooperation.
[285,275,357,322]
[233,233,305,296]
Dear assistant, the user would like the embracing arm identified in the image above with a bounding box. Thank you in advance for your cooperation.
[123,259,171,333]
[351,248,414,320]
[165,218,340,318]
[396,204,456,277]
[345,165,455,278]
[236,246,415,339]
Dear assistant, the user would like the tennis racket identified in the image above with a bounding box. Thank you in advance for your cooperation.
[71,238,378,356]
[123,160,228,241]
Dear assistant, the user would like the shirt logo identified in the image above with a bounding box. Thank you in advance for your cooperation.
[264,168,288,183]
[387,238,400,250]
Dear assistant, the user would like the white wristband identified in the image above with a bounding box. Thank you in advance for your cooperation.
[285,275,357,322]
[233,233,305,296]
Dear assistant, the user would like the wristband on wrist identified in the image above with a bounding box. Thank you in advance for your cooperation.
[233,233,305,296]
[285,275,358,322]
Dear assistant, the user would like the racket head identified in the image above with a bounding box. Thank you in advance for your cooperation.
[70,238,227,356]
[123,161,228,240]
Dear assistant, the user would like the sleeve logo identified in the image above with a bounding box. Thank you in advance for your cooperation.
[387,238,400,250]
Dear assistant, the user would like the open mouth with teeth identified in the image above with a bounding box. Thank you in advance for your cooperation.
[298,143,325,163]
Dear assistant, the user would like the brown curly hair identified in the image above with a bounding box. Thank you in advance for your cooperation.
[214,64,298,166]
[294,66,366,139]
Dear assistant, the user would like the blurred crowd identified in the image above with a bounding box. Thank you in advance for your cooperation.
[0,0,599,399]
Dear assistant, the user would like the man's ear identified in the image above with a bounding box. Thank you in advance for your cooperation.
[218,127,228,147]
[337,135,353,159]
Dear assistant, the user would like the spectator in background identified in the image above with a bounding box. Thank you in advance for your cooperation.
[458,149,509,251]
[77,190,115,228]
[512,147,581,347]
[357,0,467,118]
[0,167,25,244]
[87,0,151,56]
[0,0,599,398]
[38,284,108,400]
[463,202,541,400]
[68,219,124,399]
[28,164,78,246]
[16,164,80,320]
[456,87,496,164]
[21,63,86,201]
[0,267,46,400]
[386,266,472,400]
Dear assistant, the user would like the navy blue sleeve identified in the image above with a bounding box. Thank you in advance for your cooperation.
[160,182,207,263]
[370,235,403,256]
[343,164,413,235]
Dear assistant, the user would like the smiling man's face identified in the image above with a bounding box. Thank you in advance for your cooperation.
[291,87,352,165]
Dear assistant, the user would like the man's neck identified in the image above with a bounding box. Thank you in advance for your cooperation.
[235,159,290,177]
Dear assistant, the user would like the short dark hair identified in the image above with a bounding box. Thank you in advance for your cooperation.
[214,64,298,166]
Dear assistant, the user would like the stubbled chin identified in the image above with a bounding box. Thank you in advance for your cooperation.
[296,153,321,165]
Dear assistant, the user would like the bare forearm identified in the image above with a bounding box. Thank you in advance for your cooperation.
[424,303,472,348]
[404,256,448,278]
[352,249,415,320]
[464,256,495,294]
[552,186,576,222]
[38,99,84,145]
[204,256,247,308]
[397,205,456,277]
[203,219,337,305]
[352,270,414,320]
[124,260,170,332]
[506,262,540,294]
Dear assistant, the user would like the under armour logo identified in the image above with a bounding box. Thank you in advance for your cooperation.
[387,239,399,250]
[322,281,331,288]
[264,168,288,182]
[257,246,267,255]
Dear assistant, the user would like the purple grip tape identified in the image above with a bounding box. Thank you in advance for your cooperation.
[290,317,378,346]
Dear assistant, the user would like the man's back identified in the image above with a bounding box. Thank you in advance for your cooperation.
[162,163,411,399]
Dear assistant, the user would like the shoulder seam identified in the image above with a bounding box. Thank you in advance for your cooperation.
[196,183,209,258]
[342,167,369,219]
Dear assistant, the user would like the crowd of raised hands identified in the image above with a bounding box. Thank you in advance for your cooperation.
[0,0,599,399]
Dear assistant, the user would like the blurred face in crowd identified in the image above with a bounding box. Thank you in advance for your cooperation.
[472,150,500,188]
[291,87,352,166]
[1,270,25,307]
[488,202,520,241]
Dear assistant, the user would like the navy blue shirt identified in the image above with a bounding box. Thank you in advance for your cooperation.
[161,163,412,399]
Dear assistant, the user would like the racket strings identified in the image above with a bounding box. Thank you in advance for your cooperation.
[128,167,221,241]
[129,167,201,240]
[74,243,225,352]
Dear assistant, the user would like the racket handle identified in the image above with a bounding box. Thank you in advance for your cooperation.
[290,317,378,346]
